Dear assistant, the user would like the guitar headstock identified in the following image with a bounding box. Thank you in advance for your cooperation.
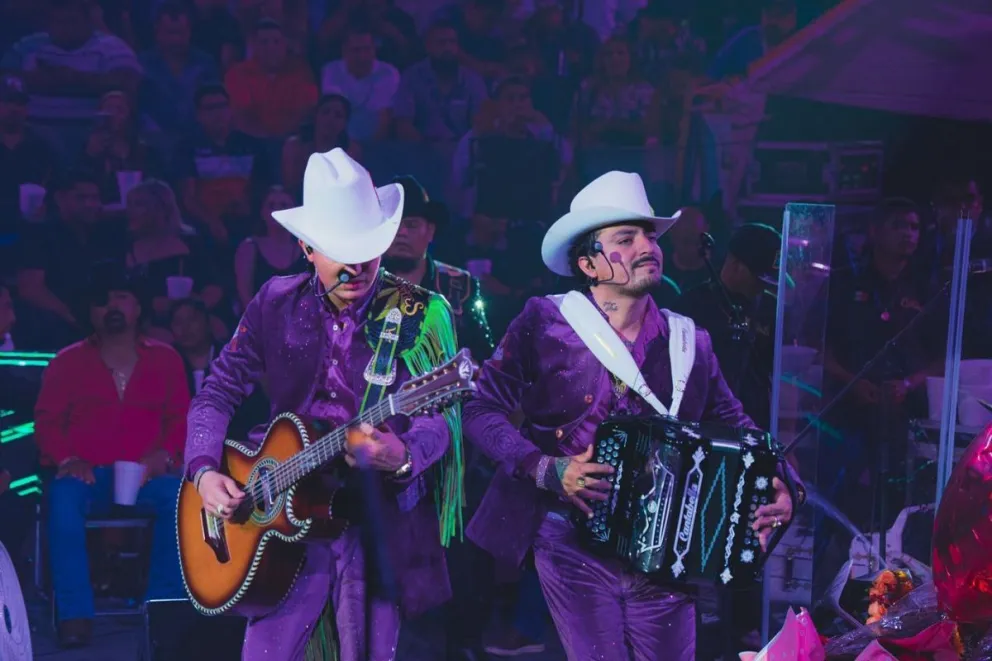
[397,348,477,416]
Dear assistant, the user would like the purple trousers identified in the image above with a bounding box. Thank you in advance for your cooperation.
[533,517,696,661]
[242,527,400,661]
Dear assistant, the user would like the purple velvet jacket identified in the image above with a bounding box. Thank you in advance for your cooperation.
[184,273,452,617]
[463,295,756,568]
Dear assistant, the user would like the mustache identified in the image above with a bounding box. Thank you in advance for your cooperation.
[632,257,660,268]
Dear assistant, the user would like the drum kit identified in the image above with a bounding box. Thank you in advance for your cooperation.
[0,541,32,661]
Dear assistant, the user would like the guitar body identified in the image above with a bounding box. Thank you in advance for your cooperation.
[177,413,346,617]
[176,348,479,618]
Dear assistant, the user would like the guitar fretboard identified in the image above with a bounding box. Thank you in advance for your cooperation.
[260,395,398,499]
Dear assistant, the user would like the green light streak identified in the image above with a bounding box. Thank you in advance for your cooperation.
[0,422,34,443]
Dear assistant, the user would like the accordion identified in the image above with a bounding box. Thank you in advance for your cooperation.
[575,415,794,587]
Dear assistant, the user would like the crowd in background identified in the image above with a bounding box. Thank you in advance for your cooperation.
[4,0,992,656]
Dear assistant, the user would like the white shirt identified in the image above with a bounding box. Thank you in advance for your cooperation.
[319,59,400,141]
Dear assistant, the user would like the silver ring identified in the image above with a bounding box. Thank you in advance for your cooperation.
[577,477,586,488]
[773,516,782,528]
[216,503,227,515]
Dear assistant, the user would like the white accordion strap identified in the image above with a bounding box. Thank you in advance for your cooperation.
[551,291,695,418]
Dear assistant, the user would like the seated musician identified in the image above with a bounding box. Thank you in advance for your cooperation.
[183,148,464,661]
[34,269,189,649]
[462,171,804,661]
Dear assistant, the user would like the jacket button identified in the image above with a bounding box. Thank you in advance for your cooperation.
[584,394,593,404]
[555,428,564,439]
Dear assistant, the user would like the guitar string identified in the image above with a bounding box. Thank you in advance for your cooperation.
[246,395,399,505]
[244,387,447,506]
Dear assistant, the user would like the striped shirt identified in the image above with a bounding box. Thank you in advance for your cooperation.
[1,31,142,120]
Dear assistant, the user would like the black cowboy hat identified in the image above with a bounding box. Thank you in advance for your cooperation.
[391,175,450,230]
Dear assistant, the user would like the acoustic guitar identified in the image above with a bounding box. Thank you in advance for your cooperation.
[177,349,477,617]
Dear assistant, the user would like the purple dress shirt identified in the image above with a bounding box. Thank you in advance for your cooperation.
[183,273,454,657]
[463,294,755,568]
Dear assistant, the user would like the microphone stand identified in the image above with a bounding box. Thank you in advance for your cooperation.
[782,279,951,456]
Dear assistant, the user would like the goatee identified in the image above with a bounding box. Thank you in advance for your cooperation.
[381,255,420,277]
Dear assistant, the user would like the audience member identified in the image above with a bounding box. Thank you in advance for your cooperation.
[438,0,510,81]
[77,92,164,206]
[708,0,796,80]
[233,185,303,310]
[123,179,223,339]
[224,19,318,139]
[452,75,570,220]
[138,3,220,136]
[188,0,244,72]
[174,83,271,244]
[663,205,711,290]
[281,94,360,194]
[0,74,58,232]
[317,0,419,69]
[34,270,188,648]
[319,26,399,142]
[1,0,141,145]
[16,170,125,349]
[394,21,489,143]
[574,36,660,147]
[168,297,268,438]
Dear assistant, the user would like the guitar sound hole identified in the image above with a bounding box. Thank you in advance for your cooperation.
[252,466,280,519]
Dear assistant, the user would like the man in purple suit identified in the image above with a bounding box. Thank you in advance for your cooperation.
[463,171,800,660]
[184,149,465,661]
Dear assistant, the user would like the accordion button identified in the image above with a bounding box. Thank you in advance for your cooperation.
[584,394,593,403]
[555,428,564,439]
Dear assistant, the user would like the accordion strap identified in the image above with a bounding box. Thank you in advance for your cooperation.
[549,291,695,418]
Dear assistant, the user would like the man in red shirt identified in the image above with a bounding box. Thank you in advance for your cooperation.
[34,272,190,648]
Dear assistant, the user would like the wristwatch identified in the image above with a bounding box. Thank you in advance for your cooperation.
[393,448,413,479]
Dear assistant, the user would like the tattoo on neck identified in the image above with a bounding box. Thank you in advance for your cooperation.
[602,301,619,312]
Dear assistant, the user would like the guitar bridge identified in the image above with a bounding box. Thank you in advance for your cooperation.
[201,508,231,563]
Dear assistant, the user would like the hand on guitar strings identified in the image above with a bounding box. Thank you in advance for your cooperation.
[752,477,794,551]
[551,445,615,518]
[345,423,408,472]
[197,471,245,520]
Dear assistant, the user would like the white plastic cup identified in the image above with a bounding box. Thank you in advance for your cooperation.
[166,275,194,300]
[116,170,143,203]
[113,460,147,506]
[926,377,946,421]
[18,183,46,221]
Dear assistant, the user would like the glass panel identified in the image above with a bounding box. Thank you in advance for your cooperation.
[762,202,836,638]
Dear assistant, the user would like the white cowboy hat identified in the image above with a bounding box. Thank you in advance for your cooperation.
[271,148,404,264]
[541,171,679,276]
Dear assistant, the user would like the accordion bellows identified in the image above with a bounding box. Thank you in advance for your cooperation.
[575,415,790,587]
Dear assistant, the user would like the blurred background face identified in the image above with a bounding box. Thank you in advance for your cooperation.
[470,212,507,245]
[56,181,101,224]
[343,32,376,76]
[314,98,349,140]
[197,93,232,134]
[126,188,164,234]
[254,27,287,71]
[0,287,15,337]
[871,211,920,259]
[99,93,131,130]
[90,290,141,336]
[303,244,381,307]
[170,303,210,349]
[385,215,435,265]
[667,207,708,255]
[497,82,533,123]
[156,12,192,53]
[602,39,631,78]
[426,26,459,65]
[261,188,294,232]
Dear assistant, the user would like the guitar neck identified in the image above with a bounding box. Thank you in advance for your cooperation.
[272,396,396,493]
